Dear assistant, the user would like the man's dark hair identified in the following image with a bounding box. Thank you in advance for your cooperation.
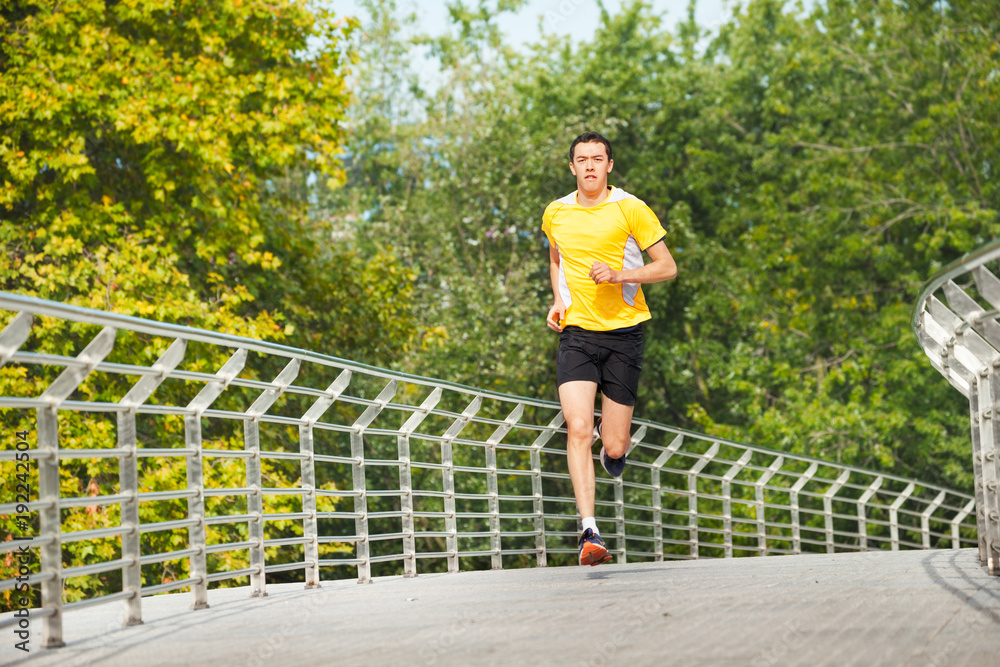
[569,132,613,162]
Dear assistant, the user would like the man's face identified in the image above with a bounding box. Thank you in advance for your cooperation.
[569,141,613,195]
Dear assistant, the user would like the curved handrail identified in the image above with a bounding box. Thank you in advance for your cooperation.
[0,290,980,649]
[911,237,1000,338]
[0,291,550,409]
[910,238,1000,576]
[0,291,966,495]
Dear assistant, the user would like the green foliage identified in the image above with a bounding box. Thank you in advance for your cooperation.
[0,0,417,607]
[0,0,416,360]
[335,0,999,496]
[673,0,998,490]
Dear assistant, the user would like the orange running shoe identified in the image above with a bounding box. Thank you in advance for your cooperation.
[578,528,613,566]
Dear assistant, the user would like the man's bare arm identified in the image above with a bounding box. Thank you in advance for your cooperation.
[589,240,676,285]
[547,244,566,331]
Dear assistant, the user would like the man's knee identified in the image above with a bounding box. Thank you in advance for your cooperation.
[565,415,594,442]
[602,432,629,458]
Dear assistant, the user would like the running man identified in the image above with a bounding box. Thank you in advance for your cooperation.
[541,131,677,566]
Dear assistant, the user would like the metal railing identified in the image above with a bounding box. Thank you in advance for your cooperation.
[0,291,978,648]
[914,239,1000,576]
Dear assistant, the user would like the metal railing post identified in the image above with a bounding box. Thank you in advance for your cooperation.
[37,326,116,646]
[651,435,684,562]
[970,384,989,564]
[485,404,524,570]
[920,490,947,549]
[350,427,369,583]
[754,456,783,556]
[397,427,416,577]
[118,338,186,622]
[721,451,752,558]
[183,415,208,607]
[300,370,351,588]
[350,380,398,583]
[185,348,246,607]
[117,409,143,625]
[856,477,883,552]
[790,463,817,555]
[440,396,482,573]
[952,498,977,549]
[687,443,719,558]
[297,423,319,586]
[984,364,1000,573]
[889,483,916,551]
[972,266,1000,571]
[613,474,625,562]
[609,425,646,564]
[36,407,63,648]
[245,358,300,596]
[823,471,850,554]
[399,388,442,577]
[243,419,265,595]
[529,413,564,567]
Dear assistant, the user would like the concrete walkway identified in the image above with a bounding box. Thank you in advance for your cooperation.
[3,548,1000,667]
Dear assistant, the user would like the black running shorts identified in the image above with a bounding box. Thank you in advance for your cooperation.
[556,325,645,406]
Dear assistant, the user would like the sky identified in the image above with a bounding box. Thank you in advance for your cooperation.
[331,1,751,49]
[328,1,818,92]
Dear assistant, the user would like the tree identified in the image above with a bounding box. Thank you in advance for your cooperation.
[331,0,1000,497]
[0,0,416,362]
[679,0,1000,489]
[0,0,416,607]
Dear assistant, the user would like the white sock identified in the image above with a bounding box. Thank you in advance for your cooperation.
[582,516,599,535]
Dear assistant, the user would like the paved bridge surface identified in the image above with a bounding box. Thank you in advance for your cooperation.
[4,548,1000,667]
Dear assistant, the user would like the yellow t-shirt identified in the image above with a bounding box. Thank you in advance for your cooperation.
[541,186,667,332]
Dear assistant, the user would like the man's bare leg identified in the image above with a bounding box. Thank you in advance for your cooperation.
[599,394,635,459]
[558,380,599,519]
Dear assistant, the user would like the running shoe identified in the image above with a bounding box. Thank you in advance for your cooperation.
[600,446,626,477]
[578,528,613,566]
